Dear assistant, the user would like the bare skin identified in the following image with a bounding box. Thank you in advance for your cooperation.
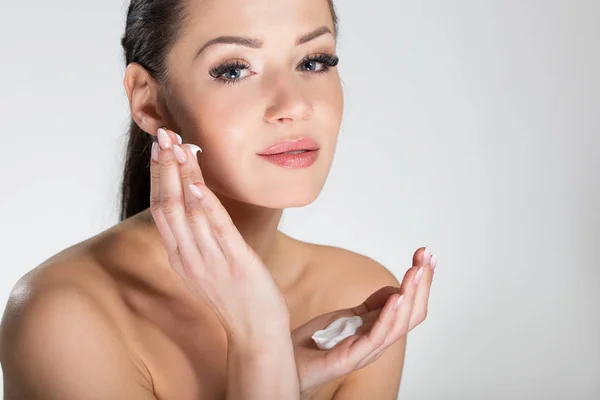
[1,0,438,398]
[0,207,434,399]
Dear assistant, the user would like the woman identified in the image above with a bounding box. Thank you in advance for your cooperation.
[0,0,437,399]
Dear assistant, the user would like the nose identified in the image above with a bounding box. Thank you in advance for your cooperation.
[264,77,313,124]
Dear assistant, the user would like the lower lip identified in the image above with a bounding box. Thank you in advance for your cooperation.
[258,150,319,168]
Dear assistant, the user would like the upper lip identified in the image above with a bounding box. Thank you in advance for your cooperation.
[257,137,320,155]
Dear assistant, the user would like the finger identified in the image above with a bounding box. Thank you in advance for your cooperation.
[159,129,222,264]
[157,126,183,146]
[412,246,432,268]
[358,267,422,365]
[156,128,205,279]
[408,261,433,330]
[354,318,376,336]
[188,182,249,267]
[321,266,425,373]
[349,285,401,317]
[149,138,184,276]
[358,307,384,326]
[159,127,204,182]
[343,292,402,367]
[381,266,423,348]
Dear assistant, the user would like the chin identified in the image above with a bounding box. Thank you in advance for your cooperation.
[250,182,324,209]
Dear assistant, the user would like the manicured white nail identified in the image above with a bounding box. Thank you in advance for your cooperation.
[413,267,424,285]
[186,144,203,157]
[173,144,187,164]
[430,254,437,270]
[157,128,171,149]
[175,133,183,144]
[394,295,404,309]
[189,184,205,200]
[423,246,432,265]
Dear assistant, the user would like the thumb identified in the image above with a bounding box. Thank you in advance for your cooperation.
[349,286,400,317]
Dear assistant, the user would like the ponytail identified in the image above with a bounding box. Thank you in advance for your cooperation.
[119,119,153,221]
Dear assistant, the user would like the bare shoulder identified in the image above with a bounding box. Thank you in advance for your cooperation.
[0,229,155,399]
[1,223,138,321]
[306,242,402,310]
[301,244,408,399]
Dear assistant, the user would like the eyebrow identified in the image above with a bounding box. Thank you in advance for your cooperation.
[194,26,333,59]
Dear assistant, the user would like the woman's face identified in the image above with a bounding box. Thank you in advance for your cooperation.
[161,0,343,208]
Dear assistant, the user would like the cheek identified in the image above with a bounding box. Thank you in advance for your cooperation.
[186,96,260,191]
[313,80,344,134]
[192,94,258,148]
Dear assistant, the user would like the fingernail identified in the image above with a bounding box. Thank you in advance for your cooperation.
[423,246,432,265]
[186,144,203,158]
[175,133,183,144]
[151,142,158,162]
[157,128,171,150]
[413,267,424,285]
[394,294,404,310]
[173,144,187,164]
[189,184,205,200]
[430,254,437,270]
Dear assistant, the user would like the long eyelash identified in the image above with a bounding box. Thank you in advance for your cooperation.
[209,60,250,86]
[299,53,340,73]
[210,53,340,85]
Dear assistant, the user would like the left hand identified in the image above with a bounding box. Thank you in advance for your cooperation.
[148,127,293,347]
[291,250,435,397]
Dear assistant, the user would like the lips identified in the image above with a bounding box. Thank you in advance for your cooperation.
[257,137,319,155]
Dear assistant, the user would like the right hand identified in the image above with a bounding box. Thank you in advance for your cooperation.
[148,127,291,346]
[291,247,436,395]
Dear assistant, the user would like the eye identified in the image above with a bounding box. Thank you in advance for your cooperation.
[298,53,339,74]
[209,53,340,85]
[221,66,250,81]
[301,60,322,72]
[209,60,252,84]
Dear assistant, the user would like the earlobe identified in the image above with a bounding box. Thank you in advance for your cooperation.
[123,63,164,136]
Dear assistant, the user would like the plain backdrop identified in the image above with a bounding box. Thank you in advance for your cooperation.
[1,1,598,399]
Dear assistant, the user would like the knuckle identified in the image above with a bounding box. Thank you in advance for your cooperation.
[184,202,204,220]
[177,249,202,281]
[150,167,161,180]
[159,156,178,168]
[180,253,195,276]
[160,194,181,215]
[180,169,195,183]
[149,198,162,215]
[212,221,229,239]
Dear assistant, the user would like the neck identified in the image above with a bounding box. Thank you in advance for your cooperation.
[136,193,294,282]
[215,192,284,269]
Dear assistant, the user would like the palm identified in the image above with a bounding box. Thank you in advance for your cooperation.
[291,286,400,395]
[292,308,360,393]
[291,249,434,397]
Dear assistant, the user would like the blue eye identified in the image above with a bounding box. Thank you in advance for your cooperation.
[209,60,251,84]
[209,53,339,85]
[223,67,251,81]
[299,53,339,73]
[301,60,320,72]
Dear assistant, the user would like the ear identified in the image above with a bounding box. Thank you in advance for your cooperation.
[123,63,167,137]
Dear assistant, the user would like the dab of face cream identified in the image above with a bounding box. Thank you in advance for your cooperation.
[311,316,364,350]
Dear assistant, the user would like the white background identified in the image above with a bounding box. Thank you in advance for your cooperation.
[1,1,598,398]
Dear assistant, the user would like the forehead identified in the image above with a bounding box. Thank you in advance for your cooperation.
[182,0,334,43]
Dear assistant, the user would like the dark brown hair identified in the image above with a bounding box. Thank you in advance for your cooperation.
[119,0,339,221]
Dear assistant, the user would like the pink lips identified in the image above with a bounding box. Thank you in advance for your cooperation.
[257,137,320,155]
[257,137,320,169]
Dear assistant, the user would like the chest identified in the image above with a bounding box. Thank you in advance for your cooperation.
[129,290,341,400]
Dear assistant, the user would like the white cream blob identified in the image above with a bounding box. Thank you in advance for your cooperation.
[311,315,364,350]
